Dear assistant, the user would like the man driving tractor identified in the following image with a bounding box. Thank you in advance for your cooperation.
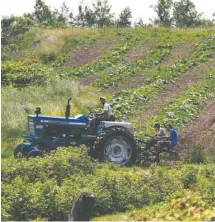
[96,97,115,121]
[93,97,115,130]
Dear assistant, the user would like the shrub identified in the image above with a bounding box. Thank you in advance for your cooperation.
[183,147,206,164]
[1,61,55,87]
[39,52,56,64]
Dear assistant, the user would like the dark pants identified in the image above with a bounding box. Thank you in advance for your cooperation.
[144,137,158,150]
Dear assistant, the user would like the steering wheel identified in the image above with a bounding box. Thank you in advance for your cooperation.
[87,108,96,118]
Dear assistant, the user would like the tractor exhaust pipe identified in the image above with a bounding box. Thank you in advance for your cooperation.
[65,97,71,118]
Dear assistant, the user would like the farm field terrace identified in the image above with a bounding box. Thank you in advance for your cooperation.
[1,27,215,221]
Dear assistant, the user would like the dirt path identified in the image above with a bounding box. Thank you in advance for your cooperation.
[161,42,195,66]
[132,59,215,126]
[179,99,215,149]
[125,40,156,62]
[64,38,116,69]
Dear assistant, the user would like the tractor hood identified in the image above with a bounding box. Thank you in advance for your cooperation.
[28,114,89,124]
[27,114,89,136]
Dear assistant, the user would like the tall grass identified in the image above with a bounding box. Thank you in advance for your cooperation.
[1,80,101,158]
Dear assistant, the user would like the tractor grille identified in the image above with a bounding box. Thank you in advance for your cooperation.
[29,121,35,135]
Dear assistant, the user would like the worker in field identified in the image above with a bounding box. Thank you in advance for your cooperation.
[142,122,166,151]
[165,124,178,149]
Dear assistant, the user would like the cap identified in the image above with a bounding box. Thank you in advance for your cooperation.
[100,97,106,101]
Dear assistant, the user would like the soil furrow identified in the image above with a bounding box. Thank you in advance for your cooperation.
[131,59,215,127]
[179,99,215,149]
[79,39,156,86]
[106,42,197,93]
[64,38,116,68]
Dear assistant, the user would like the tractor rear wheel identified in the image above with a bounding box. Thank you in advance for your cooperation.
[94,127,137,165]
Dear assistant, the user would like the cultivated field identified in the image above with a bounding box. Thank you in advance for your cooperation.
[1,27,215,221]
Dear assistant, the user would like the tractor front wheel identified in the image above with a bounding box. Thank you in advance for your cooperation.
[94,127,137,166]
[14,144,27,158]
[27,150,43,159]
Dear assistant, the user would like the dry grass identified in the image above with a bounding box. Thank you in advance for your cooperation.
[38,28,98,53]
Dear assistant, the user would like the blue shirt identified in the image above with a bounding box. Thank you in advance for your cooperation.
[170,129,178,147]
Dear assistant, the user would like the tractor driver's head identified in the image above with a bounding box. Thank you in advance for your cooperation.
[100,97,106,105]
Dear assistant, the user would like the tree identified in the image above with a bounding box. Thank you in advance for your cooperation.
[33,0,52,25]
[92,0,114,28]
[152,0,173,27]
[173,0,203,27]
[1,16,35,44]
[52,1,72,26]
[84,6,96,27]
[74,4,86,27]
[117,7,132,27]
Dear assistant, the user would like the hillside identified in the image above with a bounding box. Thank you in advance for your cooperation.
[1,27,215,221]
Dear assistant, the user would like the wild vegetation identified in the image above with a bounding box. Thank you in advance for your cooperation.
[1,0,215,221]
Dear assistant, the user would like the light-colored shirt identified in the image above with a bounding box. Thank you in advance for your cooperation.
[103,103,113,118]
[157,128,166,137]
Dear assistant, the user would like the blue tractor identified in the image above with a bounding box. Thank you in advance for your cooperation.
[14,98,137,165]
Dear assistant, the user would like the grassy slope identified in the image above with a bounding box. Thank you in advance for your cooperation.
[1,27,215,220]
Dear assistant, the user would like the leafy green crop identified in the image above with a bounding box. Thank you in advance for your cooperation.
[136,67,215,138]
[112,37,215,118]
[93,43,172,89]
[65,30,150,78]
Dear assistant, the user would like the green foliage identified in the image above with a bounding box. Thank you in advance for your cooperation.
[1,61,55,87]
[93,42,172,89]
[33,0,53,25]
[117,7,132,27]
[152,0,173,27]
[92,0,114,28]
[183,147,206,164]
[2,152,215,221]
[94,168,215,221]
[111,37,215,118]
[152,0,210,27]
[173,0,203,27]
[1,16,35,45]
[67,30,147,77]
[39,52,56,64]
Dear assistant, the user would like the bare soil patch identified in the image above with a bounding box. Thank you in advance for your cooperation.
[125,40,156,62]
[162,42,196,66]
[105,42,196,93]
[64,38,116,69]
[179,99,215,149]
[133,59,215,125]
[80,40,155,86]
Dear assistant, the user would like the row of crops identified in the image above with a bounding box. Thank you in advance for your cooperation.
[110,37,215,118]
[135,67,215,137]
